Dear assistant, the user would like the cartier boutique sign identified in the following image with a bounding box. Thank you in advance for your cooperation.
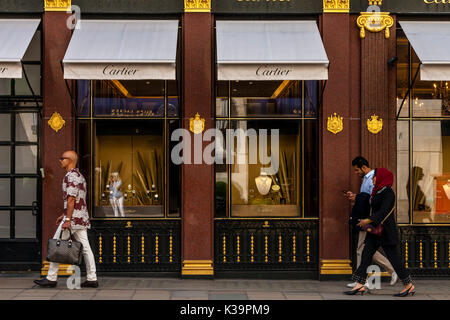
[0,62,21,79]
[63,63,176,80]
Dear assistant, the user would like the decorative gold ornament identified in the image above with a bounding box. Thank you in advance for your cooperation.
[184,0,211,12]
[327,113,344,134]
[189,112,205,134]
[48,112,65,133]
[368,0,383,5]
[367,115,383,134]
[125,221,132,228]
[320,259,353,275]
[357,12,394,39]
[44,0,71,11]
[323,0,350,13]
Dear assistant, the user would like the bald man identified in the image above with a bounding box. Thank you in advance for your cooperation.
[34,151,98,288]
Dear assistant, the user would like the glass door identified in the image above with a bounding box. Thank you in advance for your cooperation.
[0,110,41,270]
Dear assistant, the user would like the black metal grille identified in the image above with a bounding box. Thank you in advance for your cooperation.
[399,226,450,277]
[214,220,318,273]
[87,220,181,272]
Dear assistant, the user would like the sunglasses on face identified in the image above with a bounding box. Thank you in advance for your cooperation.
[59,157,70,161]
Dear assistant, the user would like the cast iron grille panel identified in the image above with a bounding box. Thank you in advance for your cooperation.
[399,226,450,277]
[215,220,318,272]
[87,220,180,272]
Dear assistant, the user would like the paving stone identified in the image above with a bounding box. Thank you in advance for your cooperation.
[284,293,323,300]
[246,291,286,300]
[0,289,24,300]
[92,289,136,300]
[52,291,98,300]
[209,291,248,300]
[171,290,209,299]
[132,290,171,300]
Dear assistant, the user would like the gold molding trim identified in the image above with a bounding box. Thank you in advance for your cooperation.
[182,260,214,276]
[184,0,211,12]
[48,112,66,133]
[320,259,353,275]
[367,115,383,134]
[41,261,73,276]
[368,0,383,5]
[44,0,71,11]
[357,12,394,39]
[189,112,205,134]
[327,113,343,134]
[323,0,350,13]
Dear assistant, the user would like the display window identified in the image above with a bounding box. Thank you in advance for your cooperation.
[77,80,181,219]
[215,80,318,218]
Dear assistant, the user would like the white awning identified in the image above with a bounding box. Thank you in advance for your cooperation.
[400,21,450,81]
[216,21,329,81]
[0,19,40,78]
[63,20,179,80]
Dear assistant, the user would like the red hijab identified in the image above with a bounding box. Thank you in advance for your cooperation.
[371,168,394,198]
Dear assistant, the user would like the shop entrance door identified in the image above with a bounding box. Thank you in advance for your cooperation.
[0,110,41,271]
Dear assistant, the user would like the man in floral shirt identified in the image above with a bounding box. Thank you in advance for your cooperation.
[34,151,98,288]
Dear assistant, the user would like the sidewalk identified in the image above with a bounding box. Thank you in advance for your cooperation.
[0,274,449,300]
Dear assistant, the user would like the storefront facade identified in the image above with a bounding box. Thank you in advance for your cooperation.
[0,0,449,278]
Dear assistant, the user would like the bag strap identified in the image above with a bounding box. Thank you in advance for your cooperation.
[380,206,395,225]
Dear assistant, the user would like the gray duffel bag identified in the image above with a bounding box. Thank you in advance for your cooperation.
[47,229,83,265]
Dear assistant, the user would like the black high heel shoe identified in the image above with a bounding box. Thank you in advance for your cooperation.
[344,286,368,295]
[393,284,415,297]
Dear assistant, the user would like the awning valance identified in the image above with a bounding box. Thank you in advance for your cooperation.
[216,21,329,81]
[0,19,40,79]
[63,20,179,80]
[400,21,450,81]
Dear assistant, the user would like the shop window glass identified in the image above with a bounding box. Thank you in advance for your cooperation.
[216,81,228,117]
[15,178,36,206]
[15,146,37,174]
[231,80,302,117]
[397,121,409,224]
[15,113,38,142]
[397,30,409,118]
[0,146,11,173]
[76,81,91,117]
[215,120,228,218]
[230,120,299,217]
[0,79,11,96]
[0,179,10,206]
[167,80,179,117]
[94,121,164,218]
[0,211,10,238]
[0,114,11,141]
[412,50,450,118]
[411,121,450,224]
[15,65,41,96]
[15,211,36,238]
[92,80,165,117]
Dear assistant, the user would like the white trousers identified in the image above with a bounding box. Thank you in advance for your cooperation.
[110,197,125,217]
[47,221,97,282]
[356,231,395,274]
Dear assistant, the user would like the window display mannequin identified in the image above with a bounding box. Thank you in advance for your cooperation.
[109,172,125,217]
[255,169,272,196]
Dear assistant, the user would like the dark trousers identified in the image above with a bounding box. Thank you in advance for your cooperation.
[352,235,412,286]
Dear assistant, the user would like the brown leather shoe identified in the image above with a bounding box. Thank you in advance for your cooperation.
[81,280,99,288]
[34,278,57,288]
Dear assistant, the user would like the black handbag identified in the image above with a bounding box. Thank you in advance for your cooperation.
[47,229,83,265]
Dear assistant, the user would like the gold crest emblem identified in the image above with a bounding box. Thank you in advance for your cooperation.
[367,115,383,134]
[189,112,205,135]
[327,113,343,134]
[48,112,66,133]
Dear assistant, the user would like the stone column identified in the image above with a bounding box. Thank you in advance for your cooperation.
[181,1,214,277]
[319,0,356,278]
[41,1,74,275]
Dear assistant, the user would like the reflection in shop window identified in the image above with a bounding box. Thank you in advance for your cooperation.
[94,121,164,218]
[411,121,450,224]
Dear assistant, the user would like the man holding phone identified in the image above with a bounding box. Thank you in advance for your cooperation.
[344,156,397,288]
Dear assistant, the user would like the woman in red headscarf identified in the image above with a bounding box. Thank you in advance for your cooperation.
[344,168,415,297]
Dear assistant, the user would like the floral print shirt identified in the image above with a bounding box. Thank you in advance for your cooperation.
[63,168,90,229]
